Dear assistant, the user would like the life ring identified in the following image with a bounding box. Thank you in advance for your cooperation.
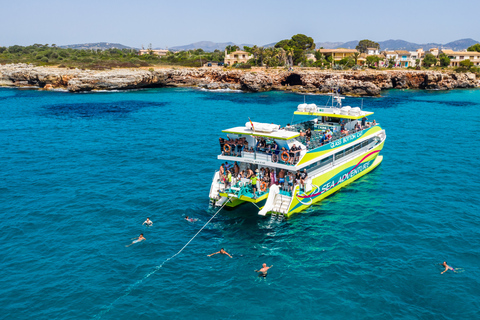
[223,144,231,153]
[260,181,268,192]
[281,151,290,162]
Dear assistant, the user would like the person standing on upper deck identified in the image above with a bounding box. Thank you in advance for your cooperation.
[361,117,368,128]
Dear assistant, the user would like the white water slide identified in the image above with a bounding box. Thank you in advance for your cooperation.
[258,184,280,216]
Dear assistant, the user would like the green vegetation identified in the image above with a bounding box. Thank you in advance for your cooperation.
[274,34,315,66]
[422,53,437,68]
[0,44,226,69]
[365,55,383,68]
[356,40,380,53]
[467,43,480,52]
[439,53,451,67]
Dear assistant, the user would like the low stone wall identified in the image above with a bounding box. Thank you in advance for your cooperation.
[0,64,478,96]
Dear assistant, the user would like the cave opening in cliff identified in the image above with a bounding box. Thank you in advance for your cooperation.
[281,74,302,86]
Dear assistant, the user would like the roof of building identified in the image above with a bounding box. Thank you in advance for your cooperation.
[441,49,480,56]
[395,50,410,55]
[367,47,378,50]
[383,51,397,55]
[229,50,251,55]
[318,49,358,53]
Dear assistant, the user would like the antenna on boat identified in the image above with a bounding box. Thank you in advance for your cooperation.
[361,99,363,110]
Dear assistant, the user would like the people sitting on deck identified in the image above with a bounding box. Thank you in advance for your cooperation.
[372,119,377,126]
[256,138,266,152]
[365,122,371,128]
[300,130,306,137]
[355,122,362,131]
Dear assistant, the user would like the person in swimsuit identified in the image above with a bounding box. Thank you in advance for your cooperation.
[185,216,196,222]
[255,263,273,277]
[441,261,454,274]
[126,234,145,247]
[208,248,232,258]
[142,217,153,226]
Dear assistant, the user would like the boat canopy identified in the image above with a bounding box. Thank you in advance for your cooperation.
[294,103,374,120]
[222,125,300,140]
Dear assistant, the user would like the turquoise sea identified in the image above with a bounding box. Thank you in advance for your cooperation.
[1,86,479,319]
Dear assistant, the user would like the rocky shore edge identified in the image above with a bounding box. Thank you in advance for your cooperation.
[1,63,479,96]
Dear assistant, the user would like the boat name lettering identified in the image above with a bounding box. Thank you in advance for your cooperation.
[321,162,371,193]
[329,131,363,149]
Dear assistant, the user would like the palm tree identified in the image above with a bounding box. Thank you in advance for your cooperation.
[252,45,259,66]
[258,47,265,66]
[353,52,360,65]
[285,46,294,66]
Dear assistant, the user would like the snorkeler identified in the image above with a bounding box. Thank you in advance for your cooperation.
[208,248,232,258]
[185,216,197,222]
[441,261,455,274]
[126,234,146,247]
[255,263,273,277]
[142,217,153,226]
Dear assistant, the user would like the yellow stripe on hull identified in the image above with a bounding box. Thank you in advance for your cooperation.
[285,143,384,217]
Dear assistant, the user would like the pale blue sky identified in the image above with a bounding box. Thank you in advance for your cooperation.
[1,0,479,48]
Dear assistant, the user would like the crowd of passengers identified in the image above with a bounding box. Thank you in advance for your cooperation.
[219,162,309,197]
[218,118,376,161]
[218,136,302,165]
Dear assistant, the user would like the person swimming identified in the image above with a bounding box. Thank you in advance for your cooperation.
[142,217,153,227]
[185,216,197,222]
[441,261,454,274]
[126,234,146,247]
[207,248,232,258]
[255,263,273,277]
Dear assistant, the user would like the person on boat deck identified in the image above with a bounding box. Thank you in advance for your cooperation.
[234,162,240,177]
[270,169,276,186]
[355,122,362,131]
[306,128,312,141]
[361,117,368,128]
[208,248,232,258]
[225,161,232,172]
[219,137,225,154]
[288,145,297,165]
[278,169,286,188]
[372,119,377,126]
[236,138,243,156]
[250,172,258,197]
[323,132,330,143]
[300,169,308,191]
[243,138,249,151]
[219,163,225,183]
[300,129,306,137]
[270,142,279,162]
[142,217,153,226]
[295,170,302,188]
[288,172,294,193]
[441,261,455,274]
[247,168,254,179]
[226,170,232,189]
[255,263,273,277]
[264,168,271,187]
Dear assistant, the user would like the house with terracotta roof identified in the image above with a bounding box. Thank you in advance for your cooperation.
[224,50,253,65]
[441,49,480,66]
[317,48,359,62]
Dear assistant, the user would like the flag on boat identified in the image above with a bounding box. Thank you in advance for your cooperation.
[248,118,255,131]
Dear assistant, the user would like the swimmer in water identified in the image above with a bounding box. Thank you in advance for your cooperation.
[255,263,273,277]
[207,248,232,258]
[142,217,153,227]
[441,261,454,274]
[126,234,145,247]
[185,216,196,222]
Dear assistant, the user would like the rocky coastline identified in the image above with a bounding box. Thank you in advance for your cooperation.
[1,63,479,96]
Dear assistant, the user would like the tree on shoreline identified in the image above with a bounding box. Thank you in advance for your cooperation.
[467,43,480,52]
[356,40,380,53]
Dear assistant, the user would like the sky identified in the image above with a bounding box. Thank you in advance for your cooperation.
[1,0,479,48]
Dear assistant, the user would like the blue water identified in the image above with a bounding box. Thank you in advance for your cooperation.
[1,87,480,320]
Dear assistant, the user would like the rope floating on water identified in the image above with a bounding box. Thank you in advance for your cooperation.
[93,196,233,319]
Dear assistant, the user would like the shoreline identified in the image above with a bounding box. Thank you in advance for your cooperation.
[1,64,478,96]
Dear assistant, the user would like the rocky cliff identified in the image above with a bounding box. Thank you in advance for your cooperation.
[1,64,478,96]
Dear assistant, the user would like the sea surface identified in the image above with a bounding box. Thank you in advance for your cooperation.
[1,86,479,320]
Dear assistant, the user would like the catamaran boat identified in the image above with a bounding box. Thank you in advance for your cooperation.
[208,93,386,217]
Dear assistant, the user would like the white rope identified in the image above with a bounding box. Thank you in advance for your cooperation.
[93,196,233,319]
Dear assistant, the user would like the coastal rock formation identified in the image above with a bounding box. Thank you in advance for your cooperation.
[0,63,478,96]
